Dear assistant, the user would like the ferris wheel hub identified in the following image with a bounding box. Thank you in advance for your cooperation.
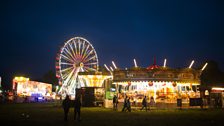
[73,62,84,68]
[80,62,84,67]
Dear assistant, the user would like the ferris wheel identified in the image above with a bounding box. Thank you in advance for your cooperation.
[56,37,98,95]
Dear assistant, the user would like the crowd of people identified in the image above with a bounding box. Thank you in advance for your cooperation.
[62,94,156,122]
[112,95,156,112]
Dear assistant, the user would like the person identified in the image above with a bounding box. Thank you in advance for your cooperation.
[217,97,222,108]
[74,95,81,121]
[113,95,118,110]
[24,96,28,103]
[14,94,18,103]
[149,96,155,110]
[126,97,131,112]
[122,96,128,112]
[140,96,147,111]
[62,95,70,121]
[133,97,137,107]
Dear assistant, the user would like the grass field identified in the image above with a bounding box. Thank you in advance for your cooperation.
[0,102,224,126]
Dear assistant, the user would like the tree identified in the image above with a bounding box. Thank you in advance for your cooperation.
[42,70,58,91]
[200,60,224,86]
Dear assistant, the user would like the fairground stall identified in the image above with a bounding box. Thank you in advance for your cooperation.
[112,60,205,104]
[200,83,224,108]
[12,77,52,100]
[76,71,112,106]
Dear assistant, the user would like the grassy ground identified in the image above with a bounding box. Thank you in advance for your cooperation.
[0,102,224,126]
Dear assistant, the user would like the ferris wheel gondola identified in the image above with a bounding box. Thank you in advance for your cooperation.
[56,37,98,96]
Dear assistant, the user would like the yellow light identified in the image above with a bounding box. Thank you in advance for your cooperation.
[205,90,209,96]
[134,59,138,67]
[201,63,208,71]
[212,87,224,91]
[188,60,194,68]
[87,75,93,79]
[110,66,114,71]
[112,61,117,69]
[14,76,29,82]
[104,64,110,72]
[163,59,167,67]
[19,77,23,81]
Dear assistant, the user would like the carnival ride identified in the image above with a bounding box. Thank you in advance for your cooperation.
[56,37,99,96]
[104,59,208,103]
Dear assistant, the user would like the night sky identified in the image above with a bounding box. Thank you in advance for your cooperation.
[0,0,224,89]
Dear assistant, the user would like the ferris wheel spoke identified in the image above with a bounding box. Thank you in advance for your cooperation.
[61,71,71,80]
[84,66,97,71]
[78,39,81,56]
[61,54,75,63]
[64,47,75,61]
[82,50,93,62]
[68,43,77,60]
[67,67,80,86]
[66,77,73,87]
[80,41,86,57]
[84,62,98,65]
[62,49,73,61]
[68,76,76,91]
[83,68,88,72]
[67,67,80,87]
[83,55,96,63]
[60,62,73,65]
[61,73,69,80]
[82,45,90,61]
[62,68,74,80]
[63,68,75,86]
[60,65,73,72]
[73,40,78,57]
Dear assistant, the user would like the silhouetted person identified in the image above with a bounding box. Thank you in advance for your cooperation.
[133,97,137,107]
[74,95,81,121]
[126,97,131,112]
[24,96,28,103]
[113,95,118,110]
[149,96,155,110]
[140,96,147,111]
[62,95,70,121]
[122,96,128,112]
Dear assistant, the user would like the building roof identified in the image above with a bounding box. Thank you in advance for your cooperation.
[146,57,160,70]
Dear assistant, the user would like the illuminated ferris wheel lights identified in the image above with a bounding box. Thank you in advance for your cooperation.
[56,37,99,96]
[189,60,195,68]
